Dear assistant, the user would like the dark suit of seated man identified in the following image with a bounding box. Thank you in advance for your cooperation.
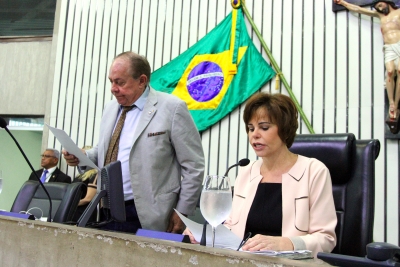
[29,148,71,183]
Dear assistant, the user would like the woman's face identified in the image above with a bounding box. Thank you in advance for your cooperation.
[247,110,285,158]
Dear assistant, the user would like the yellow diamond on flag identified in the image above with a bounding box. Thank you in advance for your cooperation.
[172,47,247,110]
[151,8,276,131]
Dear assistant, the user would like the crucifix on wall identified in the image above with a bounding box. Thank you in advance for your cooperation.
[334,0,400,134]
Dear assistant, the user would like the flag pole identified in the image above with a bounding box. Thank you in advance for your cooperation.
[239,1,315,134]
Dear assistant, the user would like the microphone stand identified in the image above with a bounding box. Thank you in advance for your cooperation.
[2,125,53,222]
[223,158,250,177]
[223,163,239,177]
[200,221,208,246]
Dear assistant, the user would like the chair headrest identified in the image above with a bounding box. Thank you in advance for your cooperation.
[289,133,356,184]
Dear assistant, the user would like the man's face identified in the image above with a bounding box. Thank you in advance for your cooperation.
[108,58,147,106]
[40,150,58,169]
[375,2,390,15]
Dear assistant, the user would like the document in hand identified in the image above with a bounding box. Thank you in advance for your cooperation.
[46,124,100,171]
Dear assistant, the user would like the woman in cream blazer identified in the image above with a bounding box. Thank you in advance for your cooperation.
[224,156,337,256]
[223,92,336,257]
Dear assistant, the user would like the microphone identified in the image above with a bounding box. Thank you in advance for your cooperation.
[223,158,250,177]
[0,117,53,222]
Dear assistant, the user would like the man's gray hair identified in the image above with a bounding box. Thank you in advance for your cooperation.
[45,148,60,159]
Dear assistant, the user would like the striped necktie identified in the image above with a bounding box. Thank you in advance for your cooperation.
[104,106,134,166]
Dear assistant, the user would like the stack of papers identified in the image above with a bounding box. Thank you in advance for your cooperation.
[175,209,242,249]
[246,250,313,259]
[175,210,313,259]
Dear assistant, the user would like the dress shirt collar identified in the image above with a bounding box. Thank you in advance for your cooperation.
[119,86,149,111]
[45,166,57,175]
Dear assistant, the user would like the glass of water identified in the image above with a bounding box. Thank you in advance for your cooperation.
[200,175,232,247]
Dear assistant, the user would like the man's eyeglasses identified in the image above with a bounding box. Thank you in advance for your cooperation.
[40,154,55,158]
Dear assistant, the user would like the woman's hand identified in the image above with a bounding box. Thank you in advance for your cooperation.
[241,235,294,251]
[183,228,200,244]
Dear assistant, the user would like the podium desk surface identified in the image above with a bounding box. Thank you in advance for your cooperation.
[0,215,331,266]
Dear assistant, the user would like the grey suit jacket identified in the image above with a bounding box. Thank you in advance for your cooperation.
[86,88,205,231]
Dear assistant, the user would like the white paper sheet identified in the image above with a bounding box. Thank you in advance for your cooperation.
[176,209,313,259]
[175,209,242,249]
[46,124,100,171]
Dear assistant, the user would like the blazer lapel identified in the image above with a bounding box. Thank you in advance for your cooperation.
[48,168,58,182]
[249,160,263,182]
[131,88,157,144]
[101,100,120,158]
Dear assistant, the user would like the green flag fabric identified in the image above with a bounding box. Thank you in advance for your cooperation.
[150,8,275,132]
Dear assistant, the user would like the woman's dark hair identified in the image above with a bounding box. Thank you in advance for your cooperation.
[243,92,298,148]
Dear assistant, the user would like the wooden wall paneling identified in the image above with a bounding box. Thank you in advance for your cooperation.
[151,0,166,71]
[160,0,174,65]
[323,0,336,134]
[358,15,373,140]
[80,0,99,148]
[131,0,143,53]
[290,0,305,134]
[386,141,399,245]
[334,8,349,134]
[312,0,326,134]
[347,13,361,137]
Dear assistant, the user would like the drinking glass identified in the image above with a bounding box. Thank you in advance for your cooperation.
[199,175,232,247]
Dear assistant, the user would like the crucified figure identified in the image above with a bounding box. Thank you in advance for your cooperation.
[335,0,400,120]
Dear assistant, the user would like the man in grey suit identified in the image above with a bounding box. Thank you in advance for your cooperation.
[63,51,204,234]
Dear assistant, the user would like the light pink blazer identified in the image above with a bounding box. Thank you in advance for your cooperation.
[224,155,337,257]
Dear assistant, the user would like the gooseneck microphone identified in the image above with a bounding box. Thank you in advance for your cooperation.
[223,158,250,177]
[0,117,53,222]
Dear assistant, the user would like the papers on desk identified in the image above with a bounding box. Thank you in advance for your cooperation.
[175,210,313,259]
[175,209,242,249]
[46,124,100,171]
[245,250,313,259]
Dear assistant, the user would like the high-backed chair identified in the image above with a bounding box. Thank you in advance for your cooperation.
[289,133,380,257]
[10,181,86,223]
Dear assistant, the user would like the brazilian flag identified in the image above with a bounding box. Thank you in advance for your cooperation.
[150,8,275,131]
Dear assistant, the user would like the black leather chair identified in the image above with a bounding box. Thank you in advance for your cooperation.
[289,133,380,257]
[10,181,86,223]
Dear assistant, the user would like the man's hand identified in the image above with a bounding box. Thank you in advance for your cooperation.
[166,211,185,234]
[62,149,80,166]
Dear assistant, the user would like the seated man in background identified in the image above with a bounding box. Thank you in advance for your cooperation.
[29,148,71,183]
